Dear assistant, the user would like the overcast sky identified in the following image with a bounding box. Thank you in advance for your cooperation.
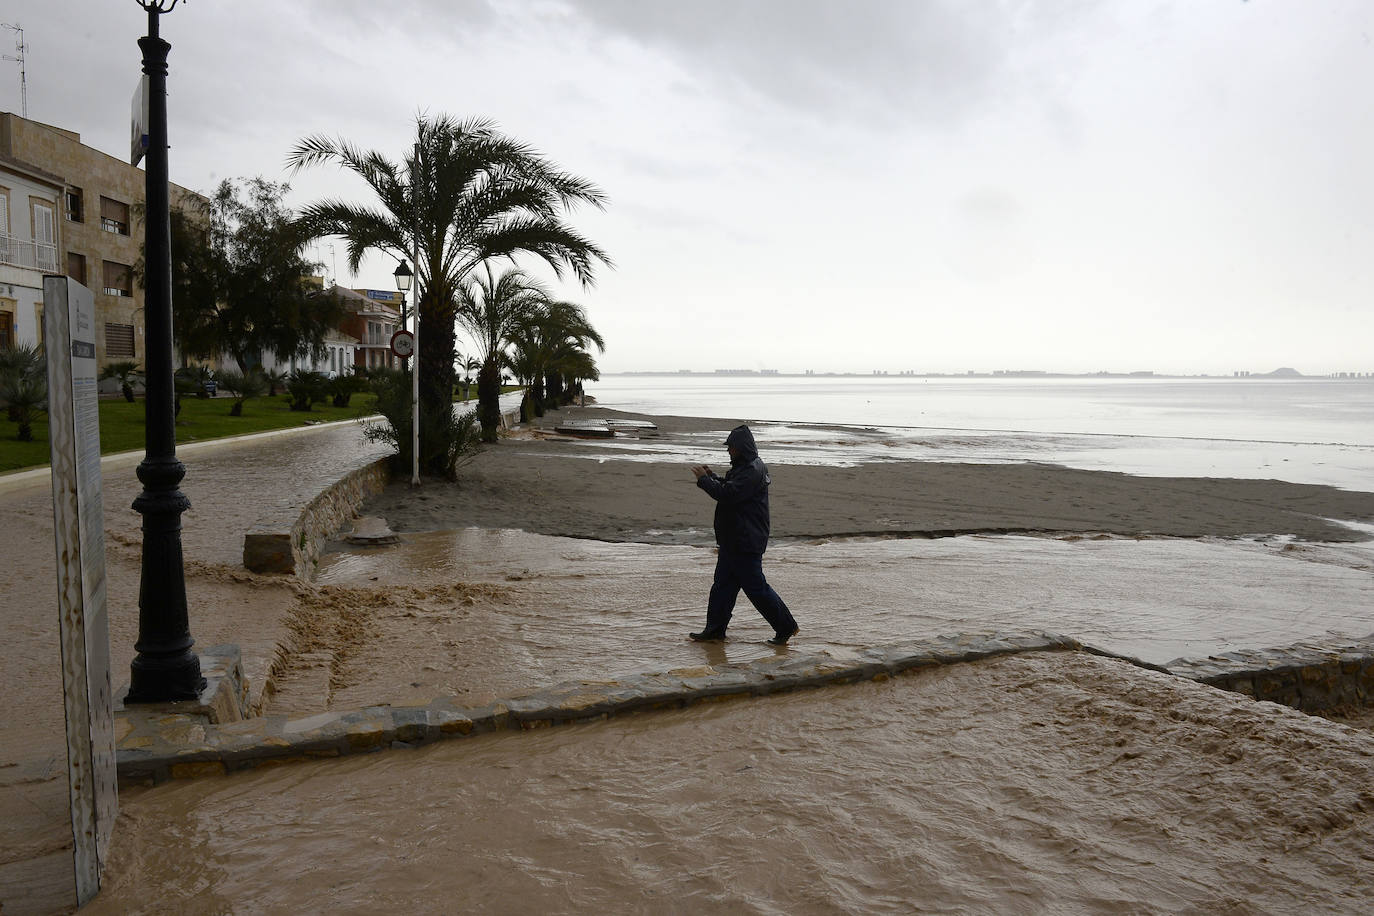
[6,1,1372,374]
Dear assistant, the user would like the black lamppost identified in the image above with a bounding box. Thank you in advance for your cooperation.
[393,260,412,325]
[125,0,204,704]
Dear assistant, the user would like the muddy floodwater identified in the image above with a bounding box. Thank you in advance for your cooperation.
[84,526,1374,914]
[92,652,1374,914]
[257,528,1374,718]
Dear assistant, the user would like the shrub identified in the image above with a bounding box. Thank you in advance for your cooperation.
[216,368,267,416]
[327,370,366,408]
[0,343,47,441]
[363,368,480,480]
[286,369,328,411]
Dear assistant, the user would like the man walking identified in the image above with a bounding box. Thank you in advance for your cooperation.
[689,424,800,645]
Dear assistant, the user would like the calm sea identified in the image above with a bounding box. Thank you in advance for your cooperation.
[587,375,1374,490]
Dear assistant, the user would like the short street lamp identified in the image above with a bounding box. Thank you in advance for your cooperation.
[393,259,411,323]
[125,0,205,703]
[394,260,420,486]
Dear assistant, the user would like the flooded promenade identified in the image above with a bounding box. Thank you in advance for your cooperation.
[5,403,1374,913]
[0,419,390,914]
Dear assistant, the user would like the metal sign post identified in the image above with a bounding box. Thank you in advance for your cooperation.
[44,275,118,905]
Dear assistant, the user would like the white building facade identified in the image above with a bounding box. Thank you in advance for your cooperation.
[0,153,63,350]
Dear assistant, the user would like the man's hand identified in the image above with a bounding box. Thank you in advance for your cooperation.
[691,464,712,480]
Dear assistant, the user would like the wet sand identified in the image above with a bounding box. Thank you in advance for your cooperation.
[366,408,1374,544]
[91,652,1374,914]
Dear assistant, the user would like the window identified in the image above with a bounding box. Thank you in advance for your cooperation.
[100,196,130,235]
[102,260,132,297]
[105,323,135,359]
[65,187,84,222]
[67,251,87,285]
[33,303,43,347]
[31,201,56,271]
[0,309,15,349]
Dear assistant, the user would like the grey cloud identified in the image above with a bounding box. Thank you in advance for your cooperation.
[559,0,1081,126]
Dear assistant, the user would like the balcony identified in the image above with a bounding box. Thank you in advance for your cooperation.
[0,232,59,272]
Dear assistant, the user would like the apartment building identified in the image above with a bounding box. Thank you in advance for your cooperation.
[0,111,200,367]
[339,285,402,372]
[0,151,63,349]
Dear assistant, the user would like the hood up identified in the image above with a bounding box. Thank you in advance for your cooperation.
[725,424,759,465]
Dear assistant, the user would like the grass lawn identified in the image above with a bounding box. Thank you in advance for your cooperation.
[0,392,381,474]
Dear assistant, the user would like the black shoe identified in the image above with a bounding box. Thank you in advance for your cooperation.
[766,626,800,646]
[689,631,726,642]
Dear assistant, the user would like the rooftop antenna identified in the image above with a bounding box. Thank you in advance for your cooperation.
[0,23,26,118]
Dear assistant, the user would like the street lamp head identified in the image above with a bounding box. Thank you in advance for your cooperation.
[136,0,184,11]
[394,260,413,292]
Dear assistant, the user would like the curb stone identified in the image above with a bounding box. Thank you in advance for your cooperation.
[116,630,1081,786]
[116,628,1374,787]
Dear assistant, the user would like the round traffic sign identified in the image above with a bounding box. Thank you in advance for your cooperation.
[390,329,415,359]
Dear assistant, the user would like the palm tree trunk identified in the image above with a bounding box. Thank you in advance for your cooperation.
[477,357,502,442]
[531,374,546,417]
[419,291,459,469]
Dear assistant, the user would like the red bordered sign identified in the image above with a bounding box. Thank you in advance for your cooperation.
[390,329,415,359]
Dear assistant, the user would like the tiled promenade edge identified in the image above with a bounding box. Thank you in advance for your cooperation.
[116,631,1091,786]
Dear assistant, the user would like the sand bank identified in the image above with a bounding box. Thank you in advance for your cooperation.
[363,407,1374,544]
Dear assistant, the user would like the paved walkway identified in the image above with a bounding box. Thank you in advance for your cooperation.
[0,393,521,914]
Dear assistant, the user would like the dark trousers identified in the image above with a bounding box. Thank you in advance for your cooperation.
[704,550,797,637]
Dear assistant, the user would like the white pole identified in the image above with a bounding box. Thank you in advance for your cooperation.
[410,142,421,486]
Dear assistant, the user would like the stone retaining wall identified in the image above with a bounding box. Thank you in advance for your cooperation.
[1167,635,1374,714]
[241,399,524,579]
[242,456,391,578]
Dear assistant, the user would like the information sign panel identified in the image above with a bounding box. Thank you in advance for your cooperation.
[44,275,117,905]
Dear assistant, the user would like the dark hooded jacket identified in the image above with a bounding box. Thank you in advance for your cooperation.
[697,424,771,553]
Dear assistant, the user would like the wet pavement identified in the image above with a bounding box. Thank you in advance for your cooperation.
[0,417,391,915]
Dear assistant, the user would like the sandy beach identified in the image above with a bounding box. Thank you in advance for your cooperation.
[366,406,1374,544]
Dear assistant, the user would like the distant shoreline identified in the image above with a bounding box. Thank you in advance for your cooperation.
[605,369,1371,380]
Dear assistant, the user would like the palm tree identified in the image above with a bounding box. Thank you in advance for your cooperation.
[508,299,605,418]
[456,266,549,440]
[288,114,611,471]
[99,360,142,403]
[458,355,481,401]
[558,347,601,407]
[541,300,604,410]
[216,368,267,417]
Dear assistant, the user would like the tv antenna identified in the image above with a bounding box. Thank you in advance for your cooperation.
[1,23,26,118]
